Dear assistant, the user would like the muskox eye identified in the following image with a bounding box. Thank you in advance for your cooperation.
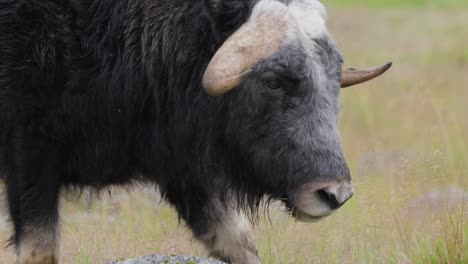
[266,79,281,90]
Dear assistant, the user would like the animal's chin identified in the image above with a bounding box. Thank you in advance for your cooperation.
[281,196,334,223]
[291,208,333,223]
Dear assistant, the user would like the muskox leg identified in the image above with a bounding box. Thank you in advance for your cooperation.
[5,132,60,264]
[184,197,261,264]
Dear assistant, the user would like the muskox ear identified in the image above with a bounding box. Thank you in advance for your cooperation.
[202,4,288,96]
[341,62,392,88]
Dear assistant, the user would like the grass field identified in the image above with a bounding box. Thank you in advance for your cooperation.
[327,0,468,8]
[1,5,468,264]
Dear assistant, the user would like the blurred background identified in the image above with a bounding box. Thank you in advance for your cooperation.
[1,0,467,263]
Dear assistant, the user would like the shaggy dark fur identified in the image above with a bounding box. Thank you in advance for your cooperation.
[0,0,350,262]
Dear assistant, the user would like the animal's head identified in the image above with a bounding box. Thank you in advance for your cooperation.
[203,0,391,221]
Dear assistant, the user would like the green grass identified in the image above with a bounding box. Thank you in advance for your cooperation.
[1,7,468,264]
[326,0,468,8]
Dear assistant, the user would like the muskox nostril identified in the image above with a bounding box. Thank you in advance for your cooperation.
[317,188,341,209]
[317,184,353,210]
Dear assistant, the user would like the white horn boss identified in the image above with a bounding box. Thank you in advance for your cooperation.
[202,11,288,96]
[202,3,392,95]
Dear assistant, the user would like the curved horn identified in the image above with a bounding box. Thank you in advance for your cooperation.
[202,11,288,96]
[341,62,392,88]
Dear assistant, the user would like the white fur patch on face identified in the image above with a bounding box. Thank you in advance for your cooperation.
[250,0,328,41]
[286,0,328,38]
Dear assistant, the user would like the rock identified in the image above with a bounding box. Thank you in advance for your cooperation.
[108,255,226,264]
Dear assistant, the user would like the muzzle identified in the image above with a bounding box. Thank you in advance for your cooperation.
[291,179,354,222]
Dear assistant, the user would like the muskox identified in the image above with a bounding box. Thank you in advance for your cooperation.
[0,0,391,263]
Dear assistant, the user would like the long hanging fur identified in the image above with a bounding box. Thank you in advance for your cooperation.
[0,0,273,227]
[0,1,353,255]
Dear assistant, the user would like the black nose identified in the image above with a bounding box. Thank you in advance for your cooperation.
[317,187,353,210]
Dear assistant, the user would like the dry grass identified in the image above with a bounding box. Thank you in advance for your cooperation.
[1,7,468,264]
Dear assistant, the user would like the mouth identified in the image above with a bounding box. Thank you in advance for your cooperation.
[282,180,354,222]
[291,207,334,223]
[282,197,334,223]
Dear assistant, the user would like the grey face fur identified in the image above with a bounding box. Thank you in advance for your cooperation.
[223,0,353,220]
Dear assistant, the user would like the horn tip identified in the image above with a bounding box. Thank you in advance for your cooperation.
[383,61,393,71]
